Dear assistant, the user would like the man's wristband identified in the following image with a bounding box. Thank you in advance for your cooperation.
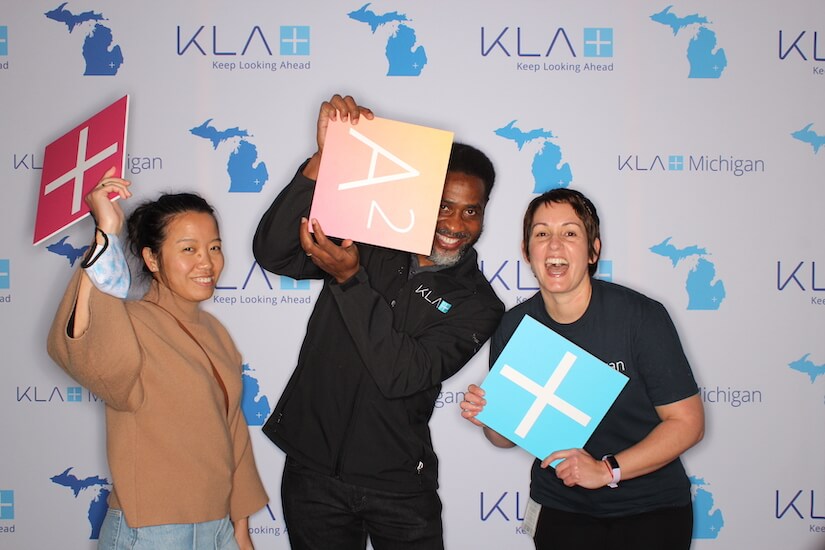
[602,454,621,488]
[336,271,360,291]
[332,267,366,292]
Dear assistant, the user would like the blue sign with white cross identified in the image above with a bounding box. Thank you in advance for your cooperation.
[477,315,628,463]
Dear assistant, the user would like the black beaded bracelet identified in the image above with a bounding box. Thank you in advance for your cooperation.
[80,227,110,269]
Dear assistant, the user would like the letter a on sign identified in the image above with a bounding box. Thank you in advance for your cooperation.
[33,95,129,245]
[310,116,453,255]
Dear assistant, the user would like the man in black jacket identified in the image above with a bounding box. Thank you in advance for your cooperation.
[253,94,504,550]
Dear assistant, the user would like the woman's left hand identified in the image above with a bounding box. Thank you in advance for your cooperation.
[541,448,611,489]
[233,517,254,550]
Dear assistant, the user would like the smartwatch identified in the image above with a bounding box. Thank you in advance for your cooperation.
[602,454,621,488]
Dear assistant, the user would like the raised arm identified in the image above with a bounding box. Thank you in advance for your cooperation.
[252,94,373,278]
[46,168,146,410]
[71,167,131,336]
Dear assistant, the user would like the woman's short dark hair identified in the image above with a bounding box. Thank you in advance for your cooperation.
[126,193,217,275]
[522,188,601,277]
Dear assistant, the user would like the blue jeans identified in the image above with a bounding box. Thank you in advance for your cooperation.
[282,457,444,550]
[98,508,240,550]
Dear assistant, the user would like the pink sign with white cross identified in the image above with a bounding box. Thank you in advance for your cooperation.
[33,95,129,245]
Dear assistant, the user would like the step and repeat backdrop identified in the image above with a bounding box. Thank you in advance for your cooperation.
[1,1,823,548]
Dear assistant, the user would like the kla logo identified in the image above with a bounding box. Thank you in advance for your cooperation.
[0,26,8,57]
[0,490,13,520]
[481,26,614,58]
[213,262,311,307]
[0,489,14,534]
[618,155,684,172]
[176,25,311,56]
[280,26,310,56]
[480,259,611,294]
[775,490,825,521]
[280,277,310,291]
[479,491,527,522]
[414,284,452,314]
[776,261,824,291]
[617,154,765,177]
[778,31,825,61]
[0,259,9,290]
[481,259,538,293]
[16,386,103,403]
[216,261,309,292]
[12,153,43,170]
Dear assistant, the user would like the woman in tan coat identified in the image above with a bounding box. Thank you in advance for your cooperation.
[48,168,267,549]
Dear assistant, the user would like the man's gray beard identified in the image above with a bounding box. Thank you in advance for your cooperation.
[426,247,463,268]
[426,228,483,267]
[426,238,477,267]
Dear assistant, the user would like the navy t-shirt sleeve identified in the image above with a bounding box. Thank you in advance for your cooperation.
[633,300,698,406]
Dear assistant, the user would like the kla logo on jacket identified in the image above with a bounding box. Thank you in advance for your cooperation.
[415,284,452,313]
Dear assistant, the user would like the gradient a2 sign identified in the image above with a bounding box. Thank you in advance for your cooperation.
[309,116,453,255]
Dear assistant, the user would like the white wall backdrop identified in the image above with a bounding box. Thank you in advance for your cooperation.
[1,1,824,548]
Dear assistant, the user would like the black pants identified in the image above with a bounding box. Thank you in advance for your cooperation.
[534,502,693,550]
[281,457,444,550]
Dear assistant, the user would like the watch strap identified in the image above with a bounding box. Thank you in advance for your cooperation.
[602,454,621,488]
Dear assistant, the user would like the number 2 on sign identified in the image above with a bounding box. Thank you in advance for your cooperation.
[367,201,414,233]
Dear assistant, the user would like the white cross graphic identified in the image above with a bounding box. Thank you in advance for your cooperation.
[43,126,118,214]
[501,351,591,439]
[585,29,611,56]
[281,27,308,54]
